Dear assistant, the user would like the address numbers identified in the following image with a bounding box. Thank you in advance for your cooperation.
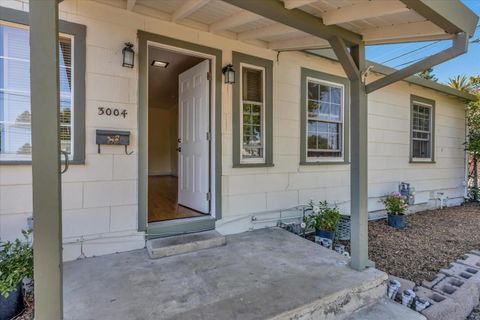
[98,107,128,118]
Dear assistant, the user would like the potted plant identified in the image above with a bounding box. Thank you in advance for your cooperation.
[0,230,33,320]
[304,200,342,240]
[381,192,408,229]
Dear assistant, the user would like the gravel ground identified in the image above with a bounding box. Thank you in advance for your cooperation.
[368,203,480,285]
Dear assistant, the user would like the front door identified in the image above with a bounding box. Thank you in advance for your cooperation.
[177,60,210,214]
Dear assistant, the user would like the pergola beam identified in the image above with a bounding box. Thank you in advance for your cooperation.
[366,32,468,93]
[171,0,210,22]
[238,24,295,40]
[209,11,259,33]
[362,21,446,43]
[126,0,136,11]
[268,36,329,50]
[30,0,63,318]
[400,0,479,36]
[322,1,409,26]
[221,0,362,46]
[283,0,317,10]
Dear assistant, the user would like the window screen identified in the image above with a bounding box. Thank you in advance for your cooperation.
[306,79,343,159]
[0,23,73,161]
[241,66,264,162]
[412,103,432,159]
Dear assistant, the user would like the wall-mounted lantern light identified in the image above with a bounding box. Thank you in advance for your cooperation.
[222,64,235,84]
[122,42,135,68]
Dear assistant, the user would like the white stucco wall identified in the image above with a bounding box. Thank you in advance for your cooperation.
[0,0,468,260]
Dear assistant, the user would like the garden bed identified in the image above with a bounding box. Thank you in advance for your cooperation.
[366,203,480,285]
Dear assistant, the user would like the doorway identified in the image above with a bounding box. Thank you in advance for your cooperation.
[147,45,211,223]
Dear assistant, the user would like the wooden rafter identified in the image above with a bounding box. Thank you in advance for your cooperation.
[238,24,295,40]
[283,0,317,10]
[209,11,259,33]
[268,36,329,50]
[126,0,136,11]
[172,0,210,22]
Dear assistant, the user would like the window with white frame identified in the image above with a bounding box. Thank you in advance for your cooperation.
[0,22,75,162]
[306,78,344,160]
[240,64,265,163]
[411,100,434,160]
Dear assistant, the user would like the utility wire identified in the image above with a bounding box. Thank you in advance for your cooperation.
[380,41,440,64]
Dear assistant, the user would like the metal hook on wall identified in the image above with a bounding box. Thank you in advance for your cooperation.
[125,145,134,155]
[60,150,69,174]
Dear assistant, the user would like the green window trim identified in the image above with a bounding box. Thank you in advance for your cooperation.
[232,52,273,168]
[0,7,86,165]
[300,68,350,165]
[410,95,436,163]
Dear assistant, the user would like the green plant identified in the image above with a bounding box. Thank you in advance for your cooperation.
[0,230,33,298]
[381,192,407,215]
[304,200,342,232]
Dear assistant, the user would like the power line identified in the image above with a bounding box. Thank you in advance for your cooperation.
[380,41,440,64]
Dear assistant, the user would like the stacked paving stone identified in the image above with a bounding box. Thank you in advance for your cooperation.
[390,250,480,320]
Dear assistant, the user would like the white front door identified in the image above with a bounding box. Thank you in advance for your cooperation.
[177,59,210,214]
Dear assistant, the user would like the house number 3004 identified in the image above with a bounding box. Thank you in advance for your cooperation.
[98,107,128,118]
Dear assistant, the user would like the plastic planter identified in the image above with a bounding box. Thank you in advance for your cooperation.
[0,282,24,320]
[387,214,406,229]
[315,229,335,240]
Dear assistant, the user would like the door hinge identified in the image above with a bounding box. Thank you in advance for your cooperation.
[206,192,211,201]
[206,132,212,141]
[207,72,212,81]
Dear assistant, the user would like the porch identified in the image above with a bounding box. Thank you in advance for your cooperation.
[64,228,400,320]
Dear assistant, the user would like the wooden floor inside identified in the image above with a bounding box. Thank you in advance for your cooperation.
[148,176,205,223]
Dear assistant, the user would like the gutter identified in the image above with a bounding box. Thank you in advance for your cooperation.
[306,49,478,102]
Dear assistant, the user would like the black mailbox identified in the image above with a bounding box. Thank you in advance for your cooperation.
[96,130,132,154]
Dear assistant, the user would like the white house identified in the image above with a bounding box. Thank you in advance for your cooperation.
[0,0,477,267]
[1,0,479,318]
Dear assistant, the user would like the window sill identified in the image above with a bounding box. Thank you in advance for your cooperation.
[409,160,436,164]
[300,161,349,166]
[233,163,274,168]
[0,159,85,166]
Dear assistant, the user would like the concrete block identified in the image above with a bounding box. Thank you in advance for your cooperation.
[147,230,226,259]
[414,286,464,320]
[470,250,480,257]
[440,262,480,290]
[422,273,446,289]
[431,276,479,319]
[457,253,480,269]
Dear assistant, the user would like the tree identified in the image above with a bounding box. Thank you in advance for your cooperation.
[450,75,480,200]
[417,68,438,82]
[448,75,473,92]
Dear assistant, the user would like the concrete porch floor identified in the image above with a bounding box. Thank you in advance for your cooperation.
[64,228,388,320]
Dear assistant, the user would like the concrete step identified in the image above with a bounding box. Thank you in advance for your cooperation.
[146,230,226,259]
[347,298,427,320]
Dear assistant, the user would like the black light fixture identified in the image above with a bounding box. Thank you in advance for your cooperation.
[122,42,135,68]
[222,64,235,84]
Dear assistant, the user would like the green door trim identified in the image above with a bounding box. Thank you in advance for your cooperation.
[137,30,222,236]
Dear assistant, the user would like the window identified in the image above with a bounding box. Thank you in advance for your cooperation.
[0,8,85,164]
[411,96,435,162]
[232,52,273,167]
[300,68,349,164]
[241,65,264,163]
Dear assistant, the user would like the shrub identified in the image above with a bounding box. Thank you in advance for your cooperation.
[304,200,342,232]
[381,192,408,215]
[0,230,33,298]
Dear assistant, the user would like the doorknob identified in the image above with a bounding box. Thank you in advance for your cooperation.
[176,147,182,152]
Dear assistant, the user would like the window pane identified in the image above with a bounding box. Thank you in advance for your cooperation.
[0,24,73,161]
[308,82,319,100]
[242,103,263,160]
[242,67,263,103]
[412,103,432,159]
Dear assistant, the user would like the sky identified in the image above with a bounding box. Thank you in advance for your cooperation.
[366,0,480,84]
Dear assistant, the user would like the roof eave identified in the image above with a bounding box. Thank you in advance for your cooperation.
[306,49,478,102]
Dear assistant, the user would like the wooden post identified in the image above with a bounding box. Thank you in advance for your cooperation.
[30,0,63,319]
